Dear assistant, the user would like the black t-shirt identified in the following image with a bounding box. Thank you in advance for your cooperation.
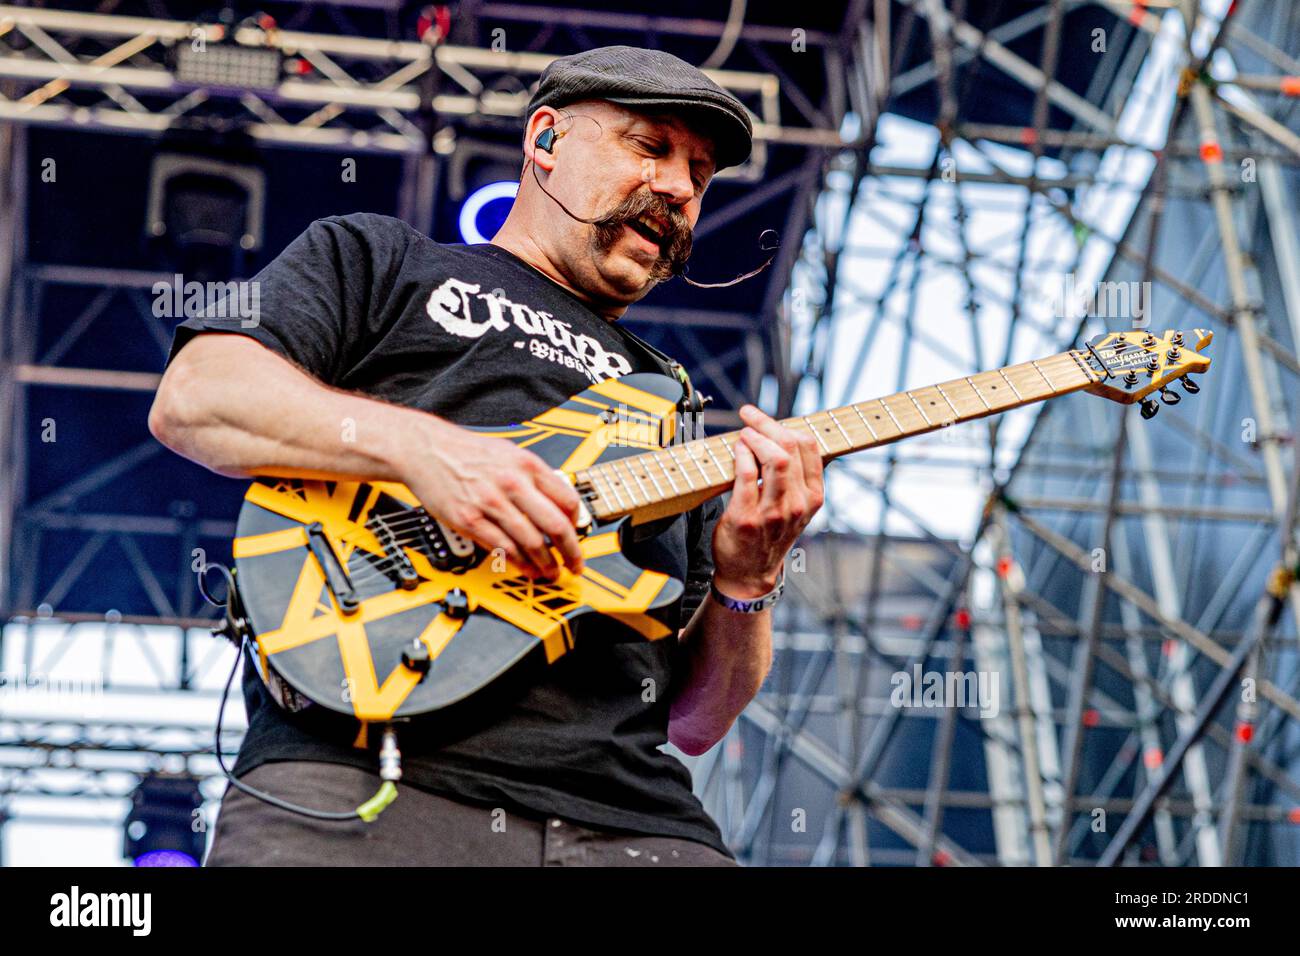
[165,212,732,856]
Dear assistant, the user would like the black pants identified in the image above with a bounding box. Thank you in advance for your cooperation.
[204,760,740,867]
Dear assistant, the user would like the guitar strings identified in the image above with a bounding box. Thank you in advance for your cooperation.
[335,519,573,591]
[333,513,431,549]
[326,351,1095,592]
[348,354,1086,545]
[576,352,1090,495]
[578,350,1094,497]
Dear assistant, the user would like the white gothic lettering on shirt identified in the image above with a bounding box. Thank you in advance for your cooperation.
[425,276,634,383]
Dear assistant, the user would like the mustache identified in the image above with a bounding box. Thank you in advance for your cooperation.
[590,190,693,280]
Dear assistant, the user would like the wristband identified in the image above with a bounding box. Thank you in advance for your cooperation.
[709,568,785,613]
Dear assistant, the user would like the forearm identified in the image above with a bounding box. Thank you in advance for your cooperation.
[668,583,775,756]
[664,398,826,756]
[149,335,432,481]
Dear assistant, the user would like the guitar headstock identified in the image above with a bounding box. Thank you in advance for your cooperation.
[1080,328,1212,418]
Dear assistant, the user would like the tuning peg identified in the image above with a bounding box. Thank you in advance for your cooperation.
[1140,398,1160,420]
[1180,375,1200,394]
[1159,386,1181,405]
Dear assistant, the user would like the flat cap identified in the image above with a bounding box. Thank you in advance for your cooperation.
[526,45,753,170]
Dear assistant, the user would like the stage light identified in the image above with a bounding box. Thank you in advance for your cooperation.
[175,44,282,91]
[134,849,200,867]
[458,180,518,244]
[124,774,206,867]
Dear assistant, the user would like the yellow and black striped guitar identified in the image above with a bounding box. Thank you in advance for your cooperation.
[226,329,1211,726]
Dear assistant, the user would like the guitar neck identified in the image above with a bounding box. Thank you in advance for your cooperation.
[575,347,1101,525]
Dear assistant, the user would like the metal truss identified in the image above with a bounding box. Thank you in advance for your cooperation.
[0,614,241,851]
[0,3,825,175]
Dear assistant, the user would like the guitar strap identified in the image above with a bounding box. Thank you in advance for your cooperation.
[608,321,707,418]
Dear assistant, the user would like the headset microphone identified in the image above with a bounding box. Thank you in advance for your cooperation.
[525,120,777,289]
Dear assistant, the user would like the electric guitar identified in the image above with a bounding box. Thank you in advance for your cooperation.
[222,328,1212,728]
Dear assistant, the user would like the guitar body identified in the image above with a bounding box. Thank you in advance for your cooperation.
[231,372,690,723]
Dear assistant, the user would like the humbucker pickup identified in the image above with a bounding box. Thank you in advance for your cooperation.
[413,510,480,573]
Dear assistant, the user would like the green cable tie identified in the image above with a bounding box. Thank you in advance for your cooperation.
[356,781,399,822]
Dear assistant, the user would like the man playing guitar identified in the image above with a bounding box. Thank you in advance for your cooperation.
[149,45,823,866]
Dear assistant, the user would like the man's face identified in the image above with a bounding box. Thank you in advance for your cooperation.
[530,101,717,307]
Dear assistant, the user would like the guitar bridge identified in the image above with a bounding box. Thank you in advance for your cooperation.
[370,512,421,590]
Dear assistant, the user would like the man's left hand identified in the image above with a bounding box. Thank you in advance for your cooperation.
[710,404,825,599]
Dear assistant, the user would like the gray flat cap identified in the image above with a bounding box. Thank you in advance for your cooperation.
[526,45,753,170]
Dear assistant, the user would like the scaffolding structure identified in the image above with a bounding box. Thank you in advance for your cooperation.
[2,0,1299,866]
[686,0,1300,867]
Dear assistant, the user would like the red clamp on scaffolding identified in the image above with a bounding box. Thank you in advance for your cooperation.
[418,5,452,47]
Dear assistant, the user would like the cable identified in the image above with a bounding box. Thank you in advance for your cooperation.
[195,560,233,608]
[699,0,746,70]
[201,561,397,822]
[214,638,362,820]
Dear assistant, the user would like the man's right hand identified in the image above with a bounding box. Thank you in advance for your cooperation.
[397,418,586,580]
[148,335,584,580]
